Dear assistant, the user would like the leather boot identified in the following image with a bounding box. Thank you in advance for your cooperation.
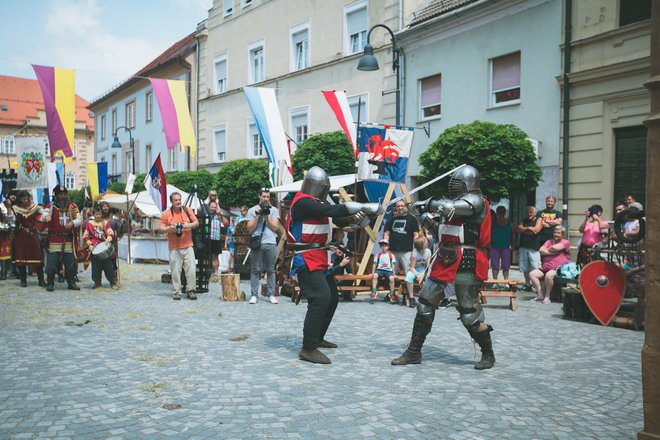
[299,348,331,364]
[470,325,495,370]
[18,266,27,287]
[46,273,55,292]
[67,279,80,290]
[37,269,46,287]
[0,261,6,280]
[391,315,433,365]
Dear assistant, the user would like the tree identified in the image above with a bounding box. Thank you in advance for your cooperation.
[166,169,214,199]
[214,159,270,208]
[419,120,542,202]
[292,131,355,180]
[108,182,126,194]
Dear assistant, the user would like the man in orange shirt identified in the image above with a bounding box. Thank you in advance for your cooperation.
[160,192,199,300]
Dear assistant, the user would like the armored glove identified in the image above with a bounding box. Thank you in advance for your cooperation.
[413,197,453,217]
[344,202,384,216]
[348,211,370,229]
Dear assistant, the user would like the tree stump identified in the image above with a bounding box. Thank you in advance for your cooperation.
[221,273,242,301]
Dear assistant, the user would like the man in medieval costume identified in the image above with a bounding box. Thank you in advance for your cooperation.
[12,190,49,287]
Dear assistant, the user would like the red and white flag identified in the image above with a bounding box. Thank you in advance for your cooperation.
[322,90,357,157]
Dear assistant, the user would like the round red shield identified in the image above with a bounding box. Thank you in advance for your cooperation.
[579,261,626,326]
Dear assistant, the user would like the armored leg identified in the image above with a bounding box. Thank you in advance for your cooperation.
[391,278,446,365]
[454,272,495,369]
[470,325,495,369]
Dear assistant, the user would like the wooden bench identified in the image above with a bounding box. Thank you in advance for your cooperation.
[334,274,406,296]
[479,279,519,311]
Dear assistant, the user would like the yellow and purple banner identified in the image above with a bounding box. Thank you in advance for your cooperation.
[32,65,75,162]
[86,162,108,201]
[149,78,196,157]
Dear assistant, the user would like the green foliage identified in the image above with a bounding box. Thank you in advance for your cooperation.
[133,173,147,193]
[166,169,214,199]
[214,159,270,208]
[68,189,85,209]
[292,131,355,180]
[419,120,542,202]
[108,182,126,194]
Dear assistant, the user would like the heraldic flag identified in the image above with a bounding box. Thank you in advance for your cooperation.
[85,162,108,201]
[150,78,196,156]
[32,65,75,162]
[144,154,167,212]
[16,137,49,189]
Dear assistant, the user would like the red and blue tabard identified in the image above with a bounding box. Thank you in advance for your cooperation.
[429,197,491,282]
[286,192,332,274]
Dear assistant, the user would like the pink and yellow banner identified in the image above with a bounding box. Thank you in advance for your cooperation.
[149,78,196,156]
[32,65,75,162]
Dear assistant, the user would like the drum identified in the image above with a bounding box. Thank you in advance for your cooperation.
[92,241,114,261]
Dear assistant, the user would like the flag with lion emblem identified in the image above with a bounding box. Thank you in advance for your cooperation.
[144,154,167,212]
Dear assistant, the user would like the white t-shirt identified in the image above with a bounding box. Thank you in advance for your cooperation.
[412,248,432,272]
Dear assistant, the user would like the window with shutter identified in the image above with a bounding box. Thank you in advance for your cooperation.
[614,126,647,206]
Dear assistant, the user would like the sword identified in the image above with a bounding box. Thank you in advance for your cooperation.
[385,163,467,208]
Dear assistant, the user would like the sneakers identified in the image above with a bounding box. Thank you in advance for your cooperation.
[370,291,377,300]
[530,296,543,302]
[408,297,417,308]
[173,292,182,301]
[439,298,452,309]
[542,297,551,304]
[187,291,197,300]
[269,296,278,304]
[249,295,257,304]
[111,283,119,290]
[92,283,102,289]
[521,284,533,292]
[388,293,398,304]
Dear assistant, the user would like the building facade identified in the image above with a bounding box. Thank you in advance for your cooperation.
[0,75,94,190]
[88,33,199,182]
[195,0,424,173]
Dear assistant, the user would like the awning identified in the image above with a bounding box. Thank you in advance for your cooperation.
[269,174,359,193]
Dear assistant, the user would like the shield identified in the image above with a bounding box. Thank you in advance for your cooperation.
[579,261,626,326]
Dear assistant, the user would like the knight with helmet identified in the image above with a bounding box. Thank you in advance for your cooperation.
[391,165,496,370]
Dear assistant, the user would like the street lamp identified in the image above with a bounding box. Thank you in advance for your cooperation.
[357,24,401,126]
[111,125,135,178]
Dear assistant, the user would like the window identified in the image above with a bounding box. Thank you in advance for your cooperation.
[65,172,76,190]
[111,109,118,134]
[3,135,14,154]
[290,107,309,147]
[169,149,178,170]
[419,74,442,119]
[145,144,152,172]
[223,0,233,16]
[214,56,228,94]
[100,114,106,140]
[112,154,117,176]
[126,101,136,129]
[290,23,309,71]
[248,121,264,157]
[490,52,521,107]
[146,91,153,122]
[214,124,227,162]
[242,0,252,7]
[348,93,368,123]
[614,126,647,208]
[43,138,50,157]
[249,42,265,83]
[345,2,367,55]
[126,151,134,174]
[619,0,651,26]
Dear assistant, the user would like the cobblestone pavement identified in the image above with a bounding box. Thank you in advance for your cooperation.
[0,262,644,439]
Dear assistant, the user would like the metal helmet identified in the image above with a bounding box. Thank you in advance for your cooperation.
[448,165,481,198]
[300,166,330,200]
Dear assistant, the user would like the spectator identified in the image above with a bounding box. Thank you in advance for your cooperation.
[383,200,419,277]
[371,239,397,303]
[404,236,431,308]
[225,216,236,273]
[625,194,643,210]
[537,195,563,245]
[529,226,571,304]
[517,206,543,291]
[84,206,118,289]
[490,206,513,283]
[577,204,608,267]
[129,206,143,229]
[623,202,643,241]
[237,205,249,224]
[100,201,121,282]
[160,192,199,300]
[208,200,228,279]
[246,189,280,304]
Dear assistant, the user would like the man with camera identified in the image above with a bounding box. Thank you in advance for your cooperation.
[160,192,199,300]
[246,188,280,304]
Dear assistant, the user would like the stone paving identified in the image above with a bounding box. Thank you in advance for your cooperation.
[0,261,644,439]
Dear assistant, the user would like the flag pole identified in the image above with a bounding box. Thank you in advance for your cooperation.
[126,190,132,265]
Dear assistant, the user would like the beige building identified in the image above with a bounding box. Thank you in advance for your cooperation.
[0,75,94,191]
[196,0,424,173]
[560,0,651,234]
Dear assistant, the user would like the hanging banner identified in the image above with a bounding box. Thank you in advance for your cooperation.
[149,78,197,156]
[321,90,357,156]
[16,137,49,189]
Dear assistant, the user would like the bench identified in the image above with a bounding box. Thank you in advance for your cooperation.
[334,274,406,296]
[479,279,519,311]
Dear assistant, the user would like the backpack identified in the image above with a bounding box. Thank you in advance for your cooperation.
[376,252,394,269]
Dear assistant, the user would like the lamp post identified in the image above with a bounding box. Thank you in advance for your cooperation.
[357,24,401,126]
[111,125,135,179]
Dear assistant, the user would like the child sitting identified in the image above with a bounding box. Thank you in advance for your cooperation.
[404,237,432,308]
[371,239,397,303]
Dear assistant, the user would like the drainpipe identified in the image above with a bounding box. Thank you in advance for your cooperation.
[561,0,572,236]
[195,38,201,171]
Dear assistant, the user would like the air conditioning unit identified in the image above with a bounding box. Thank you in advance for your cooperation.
[527,138,541,159]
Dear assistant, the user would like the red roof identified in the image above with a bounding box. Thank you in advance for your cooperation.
[0,75,94,131]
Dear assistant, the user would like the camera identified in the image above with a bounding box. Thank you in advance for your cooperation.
[175,223,183,237]
[259,204,271,216]
[588,206,599,216]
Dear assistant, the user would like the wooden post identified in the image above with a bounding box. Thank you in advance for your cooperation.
[221,273,242,301]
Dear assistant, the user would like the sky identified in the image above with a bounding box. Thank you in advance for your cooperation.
[0,0,212,101]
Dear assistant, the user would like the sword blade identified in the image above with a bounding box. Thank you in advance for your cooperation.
[386,163,466,208]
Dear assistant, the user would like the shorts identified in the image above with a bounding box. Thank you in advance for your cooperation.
[518,247,541,273]
[405,270,419,284]
[375,269,394,278]
[392,251,411,275]
[490,247,511,270]
[209,239,222,255]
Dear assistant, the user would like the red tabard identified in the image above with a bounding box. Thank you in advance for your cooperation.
[286,192,332,272]
[429,198,491,282]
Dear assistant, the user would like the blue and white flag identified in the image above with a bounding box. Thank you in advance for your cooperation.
[243,86,293,186]
[144,154,167,212]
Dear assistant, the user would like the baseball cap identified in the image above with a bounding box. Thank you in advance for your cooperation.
[378,238,389,245]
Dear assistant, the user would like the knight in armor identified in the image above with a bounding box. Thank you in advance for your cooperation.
[12,190,49,287]
[391,165,496,370]
[286,166,382,364]
[45,185,83,292]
